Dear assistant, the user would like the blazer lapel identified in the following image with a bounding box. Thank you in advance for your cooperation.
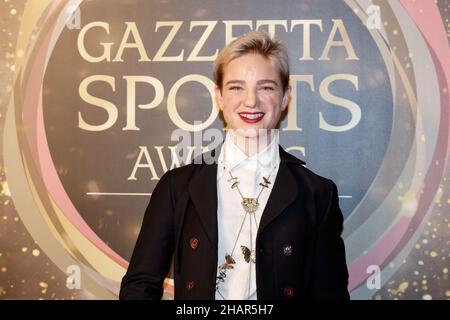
[257,146,305,238]
[188,146,220,248]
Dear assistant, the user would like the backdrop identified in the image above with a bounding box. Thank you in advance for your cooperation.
[0,0,449,300]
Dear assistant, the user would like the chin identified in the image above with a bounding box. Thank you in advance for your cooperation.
[233,127,260,139]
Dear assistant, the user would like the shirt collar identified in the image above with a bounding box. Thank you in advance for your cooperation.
[217,131,280,181]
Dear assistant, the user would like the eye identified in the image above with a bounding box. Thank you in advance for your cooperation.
[260,86,275,91]
[229,86,243,92]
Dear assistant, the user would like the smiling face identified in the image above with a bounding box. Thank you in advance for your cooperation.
[215,53,291,140]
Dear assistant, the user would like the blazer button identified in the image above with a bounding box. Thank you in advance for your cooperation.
[186,281,195,291]
[284,287,294,298]
[189,237,199,249]
[283,245,293,256]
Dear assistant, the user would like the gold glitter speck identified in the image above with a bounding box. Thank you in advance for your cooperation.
[397,282,408,293]
[39,282,48,288]
[32,249,40,257]
[1,181,11,196]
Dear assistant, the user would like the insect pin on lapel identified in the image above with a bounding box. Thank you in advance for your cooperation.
[259,176,271,189]
[228,176,239,189]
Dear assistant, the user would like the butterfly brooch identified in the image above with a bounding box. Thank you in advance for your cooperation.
[241,245,256,263]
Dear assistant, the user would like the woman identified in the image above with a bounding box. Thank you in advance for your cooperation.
[120,31,349,300]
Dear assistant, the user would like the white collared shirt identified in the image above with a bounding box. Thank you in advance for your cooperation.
[215,131,281,300]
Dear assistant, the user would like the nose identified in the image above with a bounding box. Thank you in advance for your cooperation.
[244,88,257,108]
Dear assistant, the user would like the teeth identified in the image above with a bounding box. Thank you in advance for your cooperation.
[241,113,263,119]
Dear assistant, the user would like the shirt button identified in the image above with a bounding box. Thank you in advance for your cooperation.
[283,245,293,256]
[284,287,294,298]
[186,281,195,291]
[189,237,199,249]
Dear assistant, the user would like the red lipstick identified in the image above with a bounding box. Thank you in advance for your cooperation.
[238,112,265,123]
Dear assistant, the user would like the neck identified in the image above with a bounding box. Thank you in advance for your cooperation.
[229,129,276,157]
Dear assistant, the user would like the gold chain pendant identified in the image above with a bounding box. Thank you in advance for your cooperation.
[241,197,259,214]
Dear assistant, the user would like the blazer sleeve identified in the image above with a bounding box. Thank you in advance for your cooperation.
[309,180,350,300]
[119,170,175,300]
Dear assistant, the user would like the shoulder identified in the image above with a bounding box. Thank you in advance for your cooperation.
[155,162,204,198]
[158,162,199,186]
[297,165,335,194]
[281,149,341,227]
[280,146,335,195]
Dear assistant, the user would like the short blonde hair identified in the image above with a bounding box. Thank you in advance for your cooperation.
[213,31,290,92]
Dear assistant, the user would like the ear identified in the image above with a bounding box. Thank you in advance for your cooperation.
[281,85,291,111]
[215,85,224,111]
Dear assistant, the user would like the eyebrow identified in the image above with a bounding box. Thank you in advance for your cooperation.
[224,80,279,86]
[224,80,245,86]
[256,80,279,86]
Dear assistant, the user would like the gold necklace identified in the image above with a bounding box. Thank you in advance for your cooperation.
[215,163,277,298]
